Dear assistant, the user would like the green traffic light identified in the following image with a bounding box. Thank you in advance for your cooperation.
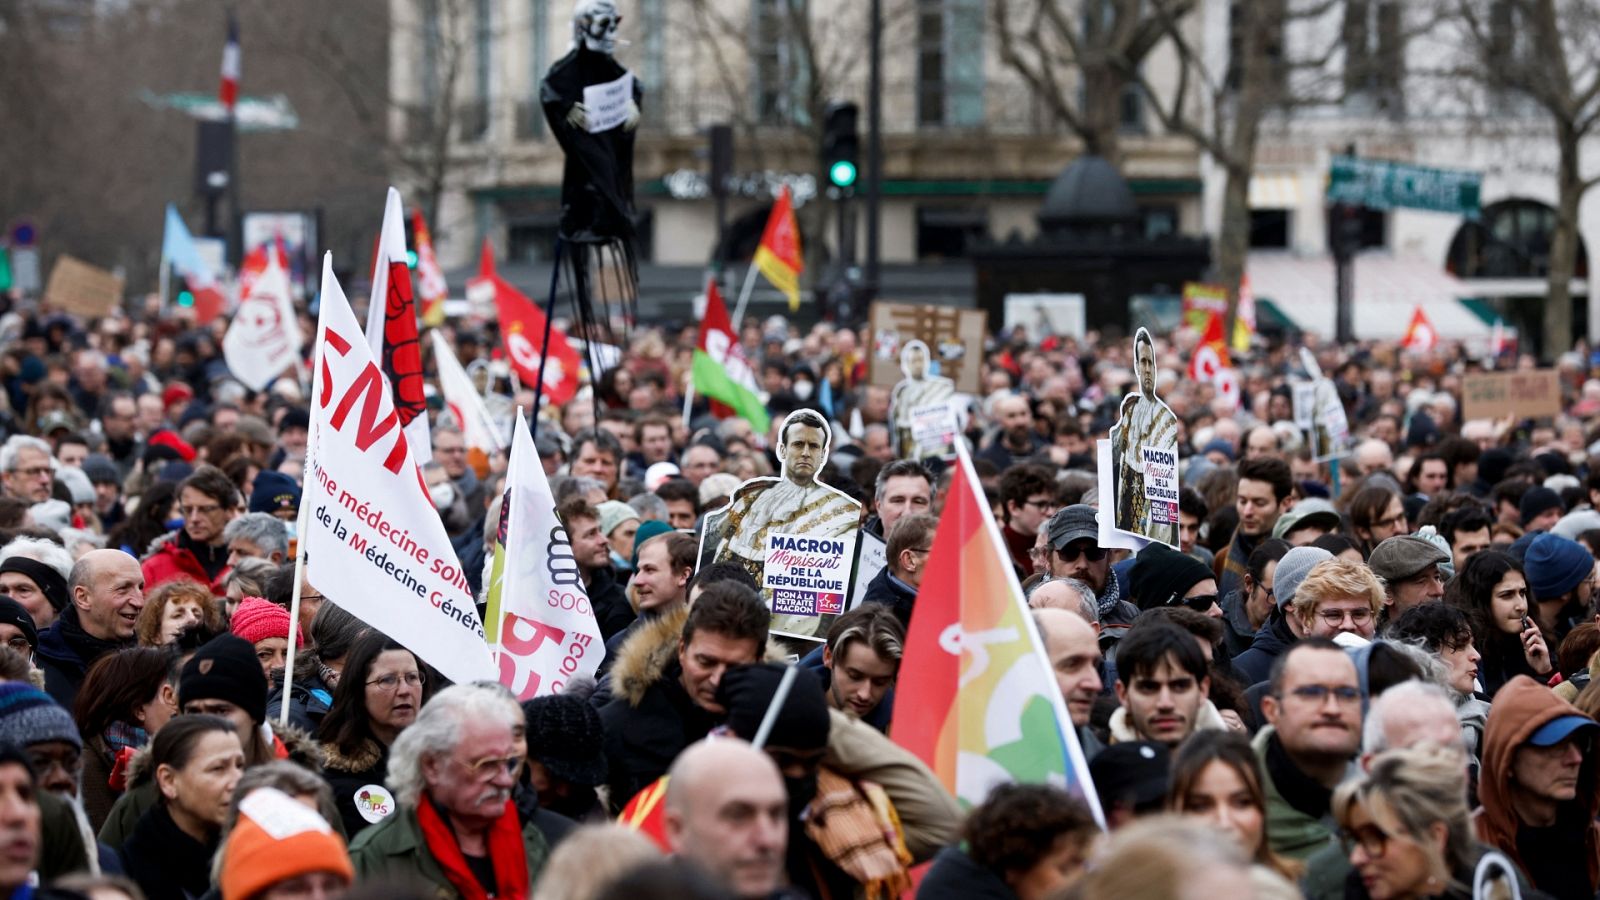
[406,250,419,268]
[176,290,195,307]
[829,160,857,188]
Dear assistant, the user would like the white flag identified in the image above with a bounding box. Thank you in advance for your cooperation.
[431,330,504,453]
[304,253,495,685]
[222,249,301,391]
[485,408,602,699]
[364,187,433,460]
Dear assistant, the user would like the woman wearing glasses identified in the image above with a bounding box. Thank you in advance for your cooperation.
[1332,744,1527,899]
[318,631,431,837]
[1445,550,1553,698]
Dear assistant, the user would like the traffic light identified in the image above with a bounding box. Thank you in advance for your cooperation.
[821,101,859,190]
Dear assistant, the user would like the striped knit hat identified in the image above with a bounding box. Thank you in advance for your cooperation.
[0,683,80,750]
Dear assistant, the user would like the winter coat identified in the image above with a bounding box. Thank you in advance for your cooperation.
[322,739,392,841]
[860,566,917,628]
[587,564,636,642]
[822,708,961,863]
[80,734,122,835]
[917,846,1018,900]
[1254,726,1339,862]
[597,605,720,812]
[1475,676,1600,899]
[1107,699,1231,744]
[1222,587,1262,658]
[140,530,230,595]
[121,802,218,900]
[1234,613,1297,687]
[37,790,93,883]
[348,799,551,898]
[266,670,335,734]
[34,605,131,709]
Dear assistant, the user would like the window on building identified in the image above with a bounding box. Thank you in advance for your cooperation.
[517,0,548,140]
[1140,204,1178,239]
[1249,209,1290,249]
[916,207,989,260]
[1343,0,1403,110]
[752,0,810,126]
[639,0,665,128]
[1446,199,1589,279]
[461,0,491,142]
[916,0,984,128]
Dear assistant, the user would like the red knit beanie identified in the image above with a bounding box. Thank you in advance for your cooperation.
[230,597,300,647]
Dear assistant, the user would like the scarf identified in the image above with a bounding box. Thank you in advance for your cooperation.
[802,768,913,900]
[415,794,529,900]
[1096,568,1125,620]
[104,720,148,756]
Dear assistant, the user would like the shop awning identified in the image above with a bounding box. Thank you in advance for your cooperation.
[1248,174,1302,209]
[1247,252,1490,341]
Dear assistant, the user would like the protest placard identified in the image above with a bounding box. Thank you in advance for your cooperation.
[764,532,853,622]
[45,255,123,317]
[868,301,985,393]
[910,402,959,458]
[1101,328,1180,550]
[1462,370,1562,421]
[582,73,635,133]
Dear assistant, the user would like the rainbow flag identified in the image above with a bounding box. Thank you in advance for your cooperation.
[890,444,1103,825]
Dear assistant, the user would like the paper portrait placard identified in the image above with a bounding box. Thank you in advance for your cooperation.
[1105,328,1180,549]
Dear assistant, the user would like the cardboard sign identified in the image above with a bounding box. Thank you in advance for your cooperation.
[1100,328,1180,550]
[582,73,635,133]
[1462,370,1562,421]
[44,255,123,317]
[850,531,887,608]
[910,402,959,457]
[868,301,985,394]
[764,532,854,619]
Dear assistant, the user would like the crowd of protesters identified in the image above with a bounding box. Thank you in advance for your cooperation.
[0,296,1598,900]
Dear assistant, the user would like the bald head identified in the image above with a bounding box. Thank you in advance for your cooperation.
[69,549,146,642]
[1033,607,1103,727]
[1030,579,1097,625]
[665,740,788,899]
[1355,439,1394,476]
[1362,680,1463,761]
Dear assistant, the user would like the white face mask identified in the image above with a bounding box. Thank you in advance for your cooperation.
[429,482,457,510]
[794,381,814,400]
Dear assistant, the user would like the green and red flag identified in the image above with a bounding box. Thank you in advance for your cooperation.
[692,278,771,434]
[752,185,803,312]
[890,444,1104,825]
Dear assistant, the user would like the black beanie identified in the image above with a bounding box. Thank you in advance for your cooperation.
[181,634,269,724]
[1128,543,1215,611]
[0,558,69,613]
[717,663,831,753]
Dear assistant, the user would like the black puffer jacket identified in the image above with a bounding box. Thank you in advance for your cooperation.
[917,846,1018,900]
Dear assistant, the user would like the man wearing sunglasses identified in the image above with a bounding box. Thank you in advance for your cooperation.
[1044,506,1139,638]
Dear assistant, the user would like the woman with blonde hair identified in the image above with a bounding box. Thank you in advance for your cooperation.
[1166,729,1301,883]
[134,578,222,647]
[1333,744,1527,899]
[532,824,662,900]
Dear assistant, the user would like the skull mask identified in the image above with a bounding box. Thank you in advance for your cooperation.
[574,0,622,54]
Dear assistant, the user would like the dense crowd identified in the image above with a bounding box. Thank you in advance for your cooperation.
[0,300,1596,900]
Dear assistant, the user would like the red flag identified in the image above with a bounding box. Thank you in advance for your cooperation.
[414,209,448,327]
[219,15,239,114]
[470,242,581,406]
[752,186,804,311]
[1402,305,1438,352]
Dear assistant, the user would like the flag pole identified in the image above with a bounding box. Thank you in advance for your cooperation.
[681,383,696,430]
[751,664,798,750]
[281,254,332,729]
[729,262,761,332]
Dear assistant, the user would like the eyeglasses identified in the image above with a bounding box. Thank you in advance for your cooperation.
[1340,824,1391,858]
[27,746,80,776]
[1171,593,1219,613]
[1021,498,1057,512]
[179,503,223,516]
[367,671,425,692]
[1373,513,1407,530]
[1317,607,1374,626]
[1285,684,1362,705]
[10,466,50,478]
[1057,544,1107,563]
[2,637,29,654]
[456,752,522,781]
[1028,547,1048,563]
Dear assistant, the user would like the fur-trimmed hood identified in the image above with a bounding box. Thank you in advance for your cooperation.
[609,606,691,708]
[122,721,322,787]
[321,737,384,776]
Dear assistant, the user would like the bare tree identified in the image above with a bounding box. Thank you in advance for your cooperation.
[989,0,1197,165]
[1446,0,1600,355]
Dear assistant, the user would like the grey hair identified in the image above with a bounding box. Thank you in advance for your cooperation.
[0,435,51,473]
[555,476,607,505]
[224,557,278,597]
[221,512,289,560]
[0,536,73,582]
[1025,576,1098,624]
[1362,679,1462,756]
[627,492,669,522]
[387,682,524,808]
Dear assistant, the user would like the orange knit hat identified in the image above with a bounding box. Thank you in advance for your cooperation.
[220,787,354,900]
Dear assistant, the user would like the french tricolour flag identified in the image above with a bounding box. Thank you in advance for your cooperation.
[219,15,239,115]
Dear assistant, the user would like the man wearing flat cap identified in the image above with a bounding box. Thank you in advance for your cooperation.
[1368,534,1449,626]
[1042,505,1139,637]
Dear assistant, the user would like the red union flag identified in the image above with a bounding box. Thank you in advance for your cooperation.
[753,186,803,311]
[470,241,581,406]
[363,188,430,460]
[1402,305,1438,352]
[414,208,448,327]
[223,244,301,391]
[303,252,495,685]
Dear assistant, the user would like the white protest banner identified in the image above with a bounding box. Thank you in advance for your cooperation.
[764,532,854,622]
[431,330,504,454]
[582,73,635,133]
[487,408,603,699]
[363,188,432,461]
[909,402,958,458]
[1292,382,1317,429]
[850,531,887,608]
[223,248,302,391]
[303,253,495,685]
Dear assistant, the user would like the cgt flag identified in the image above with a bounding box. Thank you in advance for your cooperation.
[222,243,301,391]
[1402,305,1439,352]
[484,408,602,700]
[470,241,582,407]
[363,188,431,461]
[414,208,448,328]
[753,185,803,312]
[302,252,494,685]
[890,441,1104,826]
[692,279,770,434]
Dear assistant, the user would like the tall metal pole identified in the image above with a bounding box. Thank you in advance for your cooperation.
[865,0,883,300]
